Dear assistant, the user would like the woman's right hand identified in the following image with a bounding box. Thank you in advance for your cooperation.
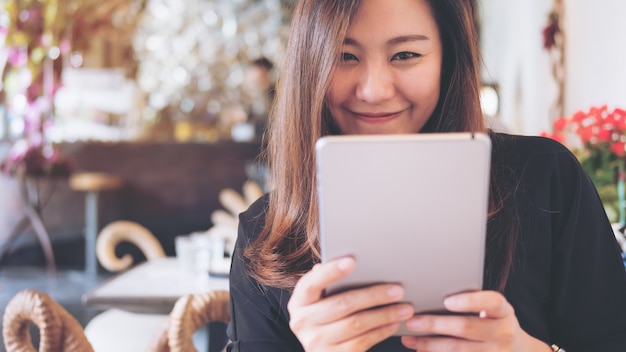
[287,257,415,351]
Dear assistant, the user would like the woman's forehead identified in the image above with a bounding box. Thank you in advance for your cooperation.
[345,0,439,44]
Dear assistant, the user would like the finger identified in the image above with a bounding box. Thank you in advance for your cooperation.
[444,291,513,319]
[335,322,403,352]
[404,313,503,341]
[314,303,413,346]
[305,284,408,324]
[290,283,408,333]
[289,257,356,307]
[402,334,484,351]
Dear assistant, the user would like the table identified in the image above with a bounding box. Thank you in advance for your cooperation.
[83,257,230,352]
[0,177,57,273]
[83,257,229,314]
[69,172,124,276]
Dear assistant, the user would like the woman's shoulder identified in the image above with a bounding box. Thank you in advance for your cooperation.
[238,192,270,244]
[490,131,571,155]
[490,131,580,171]
[241,192,270,220]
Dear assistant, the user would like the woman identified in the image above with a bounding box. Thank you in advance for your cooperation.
[227,0,626,351]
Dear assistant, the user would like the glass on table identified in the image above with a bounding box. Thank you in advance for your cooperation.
[175,235,197,273]
[175,232,226,274]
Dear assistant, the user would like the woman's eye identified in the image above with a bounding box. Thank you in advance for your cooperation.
[341,52,358,62]
[392,52,421,61]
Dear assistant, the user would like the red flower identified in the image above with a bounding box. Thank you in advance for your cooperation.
[612,142,626,157]
[553,116,568,132]
[597,128,612,143]
[579,126,596,144]
[588,105,608,121]
[572,110,588,123]
[613,108,626,130]
[541,106,626,160]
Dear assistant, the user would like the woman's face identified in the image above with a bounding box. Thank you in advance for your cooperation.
[327,0,443,135]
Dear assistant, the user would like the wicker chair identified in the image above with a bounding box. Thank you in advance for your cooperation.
[95,220,166,272]
[2,289,95,352]
[148,290,230,352]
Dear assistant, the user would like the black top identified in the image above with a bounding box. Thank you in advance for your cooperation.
[226,133,626,352]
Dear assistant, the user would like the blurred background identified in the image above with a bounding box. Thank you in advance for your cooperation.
[0,0,625,349]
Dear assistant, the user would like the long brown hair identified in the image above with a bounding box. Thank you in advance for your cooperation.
[245,0,515,292]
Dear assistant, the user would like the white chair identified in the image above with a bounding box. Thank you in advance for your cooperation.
[84,221,169,352]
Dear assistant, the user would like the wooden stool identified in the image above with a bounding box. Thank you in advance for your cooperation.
[70,172,124,276]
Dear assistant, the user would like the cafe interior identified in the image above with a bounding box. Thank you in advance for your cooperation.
[0,0,625,351]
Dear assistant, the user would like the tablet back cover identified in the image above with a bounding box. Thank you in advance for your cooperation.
[316,132,491,335]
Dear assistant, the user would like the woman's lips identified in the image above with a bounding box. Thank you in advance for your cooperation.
[351,110,403,123]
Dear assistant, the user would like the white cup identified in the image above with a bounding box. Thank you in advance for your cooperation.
[209,233,225,269]
[175,235,196,273]
[189,232,226,273]
[191,233,213,272]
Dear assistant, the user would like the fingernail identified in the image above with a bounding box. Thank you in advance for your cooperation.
[387,285,403,298]
[336,257,354,271]
[444,295,462,308]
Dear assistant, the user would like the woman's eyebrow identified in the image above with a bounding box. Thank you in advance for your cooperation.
[343,37,359,46]
[343,34,430,46]
[388,34,430,45]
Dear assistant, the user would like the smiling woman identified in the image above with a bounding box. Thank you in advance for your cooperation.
[227,0,626,351]
[327,0,442,135]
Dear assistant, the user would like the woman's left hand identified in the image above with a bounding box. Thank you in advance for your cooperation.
[400,290,552,351]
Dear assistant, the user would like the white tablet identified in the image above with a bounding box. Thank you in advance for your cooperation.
[316,132,491,336]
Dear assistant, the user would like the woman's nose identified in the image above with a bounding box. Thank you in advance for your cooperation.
[355,64,395,103]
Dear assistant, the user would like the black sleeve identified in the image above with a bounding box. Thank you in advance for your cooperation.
[545,139,626,351]
[505,136,626,351]
[226,196,305,352]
